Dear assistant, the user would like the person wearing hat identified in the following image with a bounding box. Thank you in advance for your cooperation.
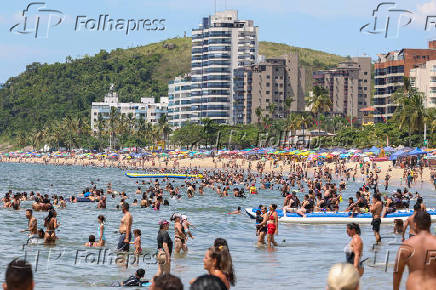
[171,214,188,254]
[156,219,172,277]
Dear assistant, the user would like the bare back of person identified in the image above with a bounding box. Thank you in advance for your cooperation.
[402,233,436,290]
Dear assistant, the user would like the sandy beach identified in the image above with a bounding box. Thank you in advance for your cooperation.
[0,155,433,187]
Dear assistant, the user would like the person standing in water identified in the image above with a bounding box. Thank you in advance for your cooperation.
[402,204,421,241]
[370,194,383,244]
[156,220,172,276]
[44,209,59,244]
[394,211,436,290]
[118,202,132,252]
[345,223,364,277]
[172,214,188,254]
[97,215,106,247]
[266,204,278,248]
[24,209,38,237]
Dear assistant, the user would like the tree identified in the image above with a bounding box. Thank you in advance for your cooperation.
[392,78,427,145]
[157,114,172,148]
[306,86,332,143]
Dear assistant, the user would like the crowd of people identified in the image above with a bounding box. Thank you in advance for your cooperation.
[1,155,436,289]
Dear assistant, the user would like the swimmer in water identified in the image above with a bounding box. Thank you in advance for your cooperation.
[228,207,241,214]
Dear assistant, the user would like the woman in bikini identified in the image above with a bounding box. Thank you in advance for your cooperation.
[266,204,278,248]
[44,209,59,244]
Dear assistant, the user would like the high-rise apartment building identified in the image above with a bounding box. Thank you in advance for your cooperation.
[373,41,436,122]
[233,53,306,124]
[313,57,371,123]
[410,60,436,109]
[168,76,192,127]
[190,10,258,124]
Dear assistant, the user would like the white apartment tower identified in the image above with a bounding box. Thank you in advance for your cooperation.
[190,10,258,124]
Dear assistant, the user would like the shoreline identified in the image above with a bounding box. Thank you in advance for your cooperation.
[0,156,434,188]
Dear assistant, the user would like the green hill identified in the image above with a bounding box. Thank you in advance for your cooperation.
[0,37,346,137]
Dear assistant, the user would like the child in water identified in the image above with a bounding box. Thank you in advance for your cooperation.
[131,229,142,255]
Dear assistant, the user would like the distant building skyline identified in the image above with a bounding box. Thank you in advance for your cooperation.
[313,57,371,124]
[373,41,436,122]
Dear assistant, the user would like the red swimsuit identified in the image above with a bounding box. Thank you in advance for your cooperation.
[267,212,276,235]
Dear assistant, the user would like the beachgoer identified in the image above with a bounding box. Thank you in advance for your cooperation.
[156,220,172,276]
[172,214,188,254]
[202,245,236,289]
[24,209,38,237]
[370,194,383,244]
[327,263,359,290]
[345,223,364,276]
[121,269,146,287]
[190,274,227,290]
[150,273,183,290]
[97,215,106,247]
[266,204,278,248]
[44,209,59,243]
[393,211,436,290]
[84,235,97,247]
[402,203,421,241]
[3,259,34,290]
[118,202,132,252]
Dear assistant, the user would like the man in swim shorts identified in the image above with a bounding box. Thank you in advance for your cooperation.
[370,194,383,244]
[118,202,132,251]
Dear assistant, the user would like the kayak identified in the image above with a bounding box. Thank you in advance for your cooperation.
[125,173,203,179]
[245,208,436,224]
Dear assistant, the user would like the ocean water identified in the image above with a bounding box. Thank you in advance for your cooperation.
[0,162,434,289]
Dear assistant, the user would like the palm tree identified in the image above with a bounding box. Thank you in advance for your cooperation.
[200,118,217,149]
[285,114,299,147]
[296,113,313,148]
[157,114,172,149]
[108,107,120,149]
[255,106,263,127]
[306,86,332,139]
[392,78,427,145]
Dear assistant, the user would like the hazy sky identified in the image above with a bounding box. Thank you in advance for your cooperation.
[1,0,436,83]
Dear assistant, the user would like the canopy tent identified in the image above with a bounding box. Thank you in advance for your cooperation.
[406,147,427,156]
[389,150,408,160]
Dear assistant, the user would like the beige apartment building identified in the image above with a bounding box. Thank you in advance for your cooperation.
[313,57,371,123]
[233,53,306,124]
[410,59,436,109]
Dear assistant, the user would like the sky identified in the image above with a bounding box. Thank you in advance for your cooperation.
[1,0,436,83]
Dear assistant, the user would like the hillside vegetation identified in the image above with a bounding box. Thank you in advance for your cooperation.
[0,37,346,137]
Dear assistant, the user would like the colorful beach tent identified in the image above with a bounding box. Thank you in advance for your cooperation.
[406,147,427,156]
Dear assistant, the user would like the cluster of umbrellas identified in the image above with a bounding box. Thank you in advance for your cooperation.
[1,146,434,161]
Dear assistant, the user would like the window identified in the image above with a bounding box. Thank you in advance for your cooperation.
[364,72,368,75]
[266,91,270,94]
